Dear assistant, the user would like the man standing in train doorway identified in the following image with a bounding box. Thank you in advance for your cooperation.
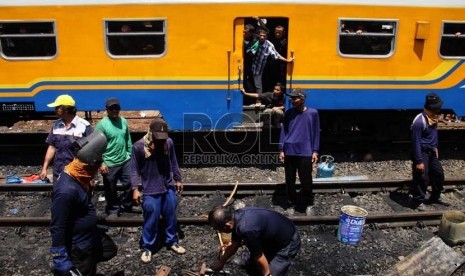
[279,88,320,216]
[410,93,451,211]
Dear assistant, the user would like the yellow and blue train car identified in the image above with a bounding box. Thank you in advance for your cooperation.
[0,0,464,130]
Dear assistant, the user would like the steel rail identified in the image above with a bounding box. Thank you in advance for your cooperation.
[0,210,461,228]
[0,179,463,193]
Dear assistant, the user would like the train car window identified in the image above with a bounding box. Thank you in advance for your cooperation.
[0,21,57,59]
[440,22,465,58]
[338,19,397,58]
[105,20,166,57]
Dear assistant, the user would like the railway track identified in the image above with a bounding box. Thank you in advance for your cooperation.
[1,178,464,229]
[1,178,464,194]
[0,210,458,228]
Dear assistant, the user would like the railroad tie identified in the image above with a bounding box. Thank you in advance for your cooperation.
[155,265,171,276]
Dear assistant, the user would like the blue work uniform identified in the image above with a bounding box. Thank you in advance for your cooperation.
[232,207,301,276]
[410,112,444,202]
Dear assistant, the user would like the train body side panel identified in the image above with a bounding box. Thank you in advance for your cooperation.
[0,2,464,129]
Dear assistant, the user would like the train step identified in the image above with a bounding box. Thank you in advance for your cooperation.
[243,104,266,122]
[233,122,263,130]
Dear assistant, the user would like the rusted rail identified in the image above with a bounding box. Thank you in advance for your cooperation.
[0,210,462,228]
[1,179,463,193]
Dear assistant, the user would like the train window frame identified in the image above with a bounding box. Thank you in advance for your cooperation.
[338,18,398,59]
[104,19,167,59]
[439,21,465,59]
[0,21,57,60]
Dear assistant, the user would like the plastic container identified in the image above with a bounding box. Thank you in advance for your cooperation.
[316,155,335,178]
[438,210,465,245]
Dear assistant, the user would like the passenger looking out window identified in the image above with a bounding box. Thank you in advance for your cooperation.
[440,22,465,58]
[339,19,396,57]
[106,20,166,57]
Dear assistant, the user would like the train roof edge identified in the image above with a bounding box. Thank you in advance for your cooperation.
[0,0,464,8]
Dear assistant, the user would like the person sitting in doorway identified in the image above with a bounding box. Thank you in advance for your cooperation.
[241,83,285,128]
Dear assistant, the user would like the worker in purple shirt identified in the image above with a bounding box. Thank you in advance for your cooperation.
[410,93,450,211]
[130,117,186,264]
[279,88,320,216]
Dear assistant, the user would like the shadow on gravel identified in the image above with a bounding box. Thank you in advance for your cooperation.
[389,189,413,209]
[270,185,288,209]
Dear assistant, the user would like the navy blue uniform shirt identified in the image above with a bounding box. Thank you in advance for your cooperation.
[232,207,296,260]
[411,112,439,164]
[50,173,98,251]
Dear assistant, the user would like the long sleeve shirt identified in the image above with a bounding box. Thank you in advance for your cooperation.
[411,112,439,164]
[232,207,296,260]
[130,138,182,195]
[95,116,132,167]
[279,107,320,157]
[50,173,98,251]
[252,40,280,75]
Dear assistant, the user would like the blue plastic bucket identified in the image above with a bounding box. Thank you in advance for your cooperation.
[337,205,368,245]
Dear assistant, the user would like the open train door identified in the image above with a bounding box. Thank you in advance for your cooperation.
[232,16,289,128]
[233,17,289,105]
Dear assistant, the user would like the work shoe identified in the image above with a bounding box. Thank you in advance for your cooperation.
[284,207,295,217]
[408,197,424,210]
[427,198,451,206]
[305,206,314,216]
[120,206,133,213]
[416,203,431,211]
[141,250,152,263]
[170,243,186,255]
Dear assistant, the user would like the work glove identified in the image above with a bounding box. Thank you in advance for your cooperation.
[69,268,83,276]
[50,246,78,276]
[53,268,83,276]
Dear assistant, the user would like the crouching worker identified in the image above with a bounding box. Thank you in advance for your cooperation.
[208,206,301,276]
[50,130,117,276]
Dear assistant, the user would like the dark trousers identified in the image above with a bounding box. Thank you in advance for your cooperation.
[410,149,445,202]
[284,156,314,207]
[102,160,132,215]
[268,231,301,276]
[69,233,117,276]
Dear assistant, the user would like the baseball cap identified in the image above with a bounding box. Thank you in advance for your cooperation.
[150,118,169,140]
[289,88,306,98]
[47,94,75,107]
[105,97,120,107]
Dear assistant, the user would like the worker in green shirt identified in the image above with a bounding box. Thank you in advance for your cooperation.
[95,97,133,217]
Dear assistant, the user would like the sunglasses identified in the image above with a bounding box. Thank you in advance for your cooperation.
[107,106,120,111]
